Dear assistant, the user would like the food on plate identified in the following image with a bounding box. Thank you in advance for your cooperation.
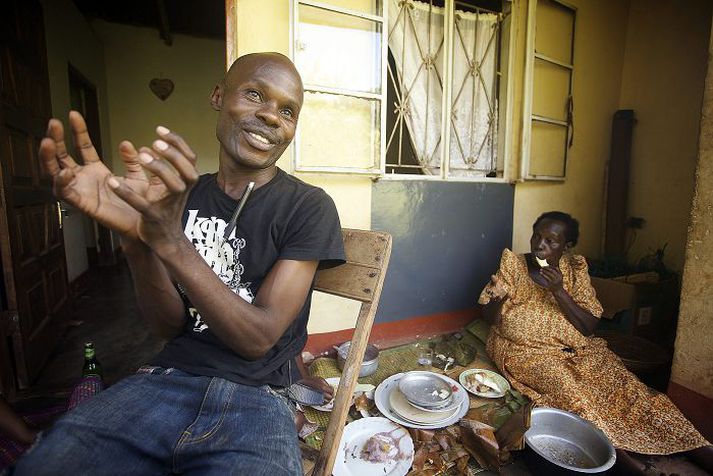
[431,388,451,400]
[535,256,549,267]
[360,432,399,463]
[463,371,502,394]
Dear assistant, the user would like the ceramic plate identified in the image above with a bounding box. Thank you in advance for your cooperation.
[459,369,510,398]
[332,417,414,476]
[310,377,340,412]
[375,373,469,429]
[389,388,458,425]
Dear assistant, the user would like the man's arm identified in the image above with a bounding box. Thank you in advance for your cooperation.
[107,128,332,359]
[156,239,318,360]
[39,112,185,333]
[122,240,185,338]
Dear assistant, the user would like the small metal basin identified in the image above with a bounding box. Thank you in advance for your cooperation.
[398,371,453,408]
[336,341,379,377]
[525,407,616,474]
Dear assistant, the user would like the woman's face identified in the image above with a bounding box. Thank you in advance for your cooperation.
[530,218,571,266]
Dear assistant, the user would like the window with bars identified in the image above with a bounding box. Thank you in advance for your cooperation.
[292,0,513,180]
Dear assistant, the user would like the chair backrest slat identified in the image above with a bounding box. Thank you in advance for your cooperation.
[313,262,378,302]
[309,228,392,476]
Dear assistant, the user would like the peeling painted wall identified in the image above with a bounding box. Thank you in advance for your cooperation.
[671,18,713,400]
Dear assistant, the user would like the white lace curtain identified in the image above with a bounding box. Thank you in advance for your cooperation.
[388,0,499,175]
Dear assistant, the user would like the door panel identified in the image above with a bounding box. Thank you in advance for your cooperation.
[0,0,70,389]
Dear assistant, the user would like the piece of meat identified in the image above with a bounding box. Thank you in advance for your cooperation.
[361,432,399,463]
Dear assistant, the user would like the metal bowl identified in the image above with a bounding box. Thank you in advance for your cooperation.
[398,371,453,408]
[336,341,379,377]
[525,407,616,474]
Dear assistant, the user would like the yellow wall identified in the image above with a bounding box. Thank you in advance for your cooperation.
[234,0,372,228]
[512,0,630,257]
[672,15,713,399]
[93,21,225,175]
[235,0,372,333]
[619,0,711,272]
[43,0,112,282]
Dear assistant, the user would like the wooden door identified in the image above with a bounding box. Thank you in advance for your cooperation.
[0,0,70,390]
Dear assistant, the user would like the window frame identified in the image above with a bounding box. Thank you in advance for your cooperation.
[290,0,516,183]
[520,0,576,181]
[290,0,388,176]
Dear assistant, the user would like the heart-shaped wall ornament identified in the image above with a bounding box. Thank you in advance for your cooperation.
[149,78,174,101]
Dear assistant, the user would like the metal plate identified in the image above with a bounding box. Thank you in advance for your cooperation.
[375,373,469,430]
[397,371,453,408]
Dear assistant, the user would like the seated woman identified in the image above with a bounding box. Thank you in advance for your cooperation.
[479,211,712,474]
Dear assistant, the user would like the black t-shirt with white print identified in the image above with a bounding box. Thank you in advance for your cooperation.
[151,168,345,388]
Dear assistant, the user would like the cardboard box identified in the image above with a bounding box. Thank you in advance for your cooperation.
[590,276,637,319]
[590,275,679,344]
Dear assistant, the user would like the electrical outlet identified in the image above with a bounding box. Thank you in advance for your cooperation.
[627,217,645,229]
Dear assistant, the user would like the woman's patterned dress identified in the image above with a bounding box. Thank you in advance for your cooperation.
[479,249,708,454]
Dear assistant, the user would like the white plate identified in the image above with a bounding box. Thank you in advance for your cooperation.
[459,369,510,398]
[310,377,340,412]
[375,373,469,429]
[388,388,458,425]
[333,417,414,476]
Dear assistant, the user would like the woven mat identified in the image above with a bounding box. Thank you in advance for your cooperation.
[0,377,103,472]
[304,332,496,430]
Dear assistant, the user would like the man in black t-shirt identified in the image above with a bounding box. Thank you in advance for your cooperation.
[16,53,345,475]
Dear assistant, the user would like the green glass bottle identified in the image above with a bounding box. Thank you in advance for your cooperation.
[82,342,103,379]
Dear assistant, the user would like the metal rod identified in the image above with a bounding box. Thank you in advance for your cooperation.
[222,181,255,241]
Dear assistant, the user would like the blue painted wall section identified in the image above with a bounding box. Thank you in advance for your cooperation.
[372,180,514,323]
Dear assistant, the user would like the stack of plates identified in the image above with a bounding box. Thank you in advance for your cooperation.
[375,372,469,429]
[399,371,454,409]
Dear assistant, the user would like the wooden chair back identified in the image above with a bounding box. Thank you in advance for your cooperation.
[309,228,392,476]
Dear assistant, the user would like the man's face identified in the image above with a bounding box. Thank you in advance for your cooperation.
[213,57,303,170]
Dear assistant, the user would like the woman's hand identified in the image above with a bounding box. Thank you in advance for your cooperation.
[485,274,508,301]
[482,274,507,326]
[539,266,564,292]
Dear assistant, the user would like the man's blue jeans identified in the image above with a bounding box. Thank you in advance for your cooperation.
[13,368,302,475]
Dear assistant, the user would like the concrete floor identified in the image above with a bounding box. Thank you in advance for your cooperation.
[30,261,166,395]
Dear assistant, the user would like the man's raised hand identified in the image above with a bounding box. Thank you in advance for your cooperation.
[39,111,148,240]
[107,126,199,253]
